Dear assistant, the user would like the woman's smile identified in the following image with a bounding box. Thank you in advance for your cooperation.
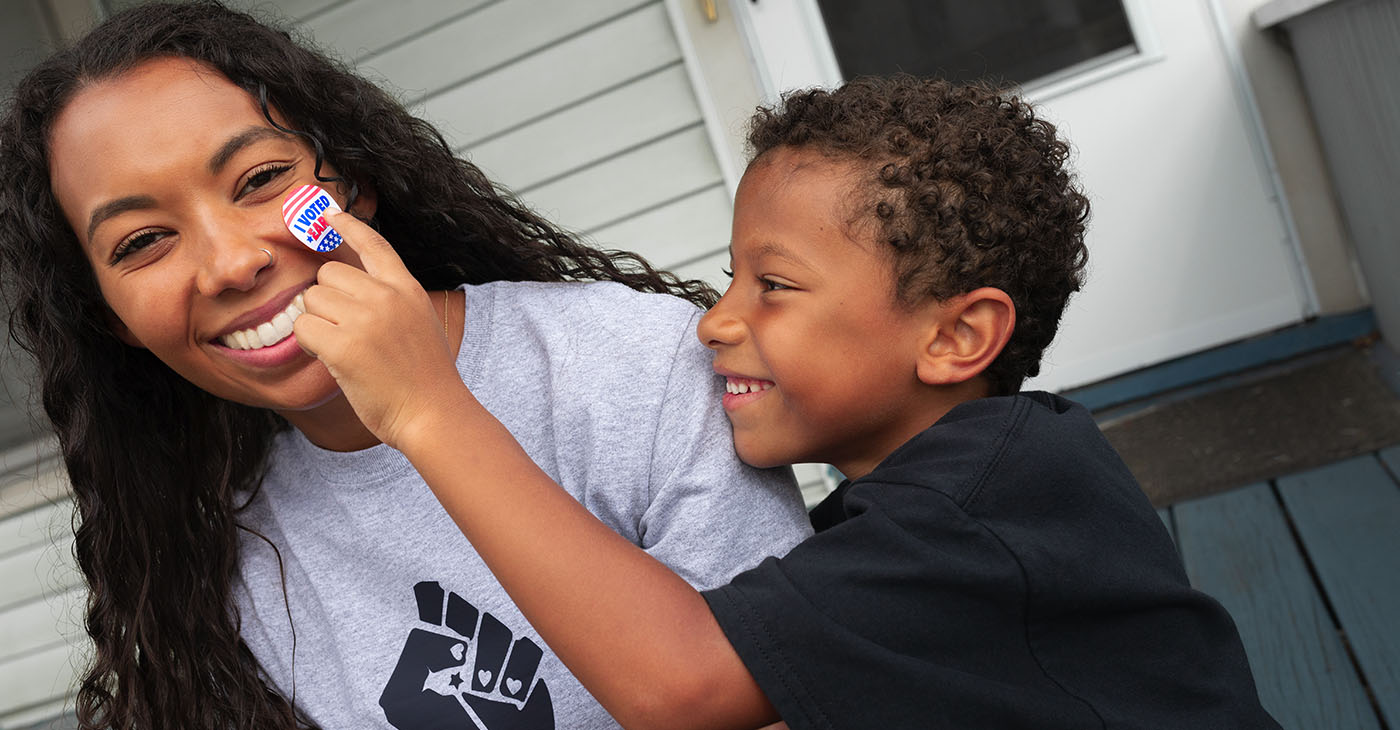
[211,281,314,367]
[215,282,309,350]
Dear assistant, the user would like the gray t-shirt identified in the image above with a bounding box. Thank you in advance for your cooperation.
[232,280,813,730]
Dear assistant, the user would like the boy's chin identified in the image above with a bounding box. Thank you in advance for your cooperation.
[733,441,795,471]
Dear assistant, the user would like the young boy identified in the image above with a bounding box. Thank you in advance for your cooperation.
[319,77,1280,729]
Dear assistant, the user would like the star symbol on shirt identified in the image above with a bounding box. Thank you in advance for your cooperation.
[449,672,463,689]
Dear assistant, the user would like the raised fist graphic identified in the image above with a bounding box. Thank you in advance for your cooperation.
[380,581,554,729]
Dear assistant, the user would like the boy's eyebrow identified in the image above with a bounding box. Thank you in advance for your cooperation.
[207,126,292,174]
[87,195,157,242]
[754,241,812,268]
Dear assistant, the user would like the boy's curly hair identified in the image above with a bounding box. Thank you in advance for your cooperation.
[748,76,1090,395]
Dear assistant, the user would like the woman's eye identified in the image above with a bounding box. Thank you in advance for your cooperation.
[112,230,166,263]
[237,164,293,200]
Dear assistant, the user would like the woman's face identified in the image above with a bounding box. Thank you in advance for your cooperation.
[48,57,371,416]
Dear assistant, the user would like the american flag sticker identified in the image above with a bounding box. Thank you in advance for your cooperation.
[282,184,344,252]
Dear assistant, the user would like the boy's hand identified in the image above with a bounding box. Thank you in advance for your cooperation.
[292,210,469,450]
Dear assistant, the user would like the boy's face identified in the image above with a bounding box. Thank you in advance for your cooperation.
[697,147,947,479]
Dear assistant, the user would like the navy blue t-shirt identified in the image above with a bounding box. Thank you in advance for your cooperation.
[703,392,1278,729]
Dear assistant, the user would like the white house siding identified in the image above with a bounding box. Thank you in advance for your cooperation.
[0,462,85,729]
[289,0,735,283]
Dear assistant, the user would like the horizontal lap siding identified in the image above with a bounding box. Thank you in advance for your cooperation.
[0,478,87,726]
[331,0,729,272]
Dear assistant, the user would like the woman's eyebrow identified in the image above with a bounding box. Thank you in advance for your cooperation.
[87,195,157,242]
[207,126,291,174]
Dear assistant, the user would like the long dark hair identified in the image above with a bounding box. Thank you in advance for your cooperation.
[0,2,716,728]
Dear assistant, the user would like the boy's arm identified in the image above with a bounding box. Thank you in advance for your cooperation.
[297,214,784,728]
[400,393,780,730]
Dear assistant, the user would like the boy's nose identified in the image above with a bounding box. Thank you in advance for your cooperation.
[696,295,744,350]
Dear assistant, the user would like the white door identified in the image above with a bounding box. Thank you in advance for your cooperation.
[721,0,1313,391]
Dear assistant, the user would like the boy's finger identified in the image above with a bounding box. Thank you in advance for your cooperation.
[290,311,335,359]
[299,281,359,326]
[323,211,411,282]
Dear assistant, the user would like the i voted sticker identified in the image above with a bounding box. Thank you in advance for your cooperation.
[282,184,344,252]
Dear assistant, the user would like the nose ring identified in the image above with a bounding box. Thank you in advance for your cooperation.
[259,247,275,269]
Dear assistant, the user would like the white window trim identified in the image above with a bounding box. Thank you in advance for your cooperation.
[727,0,841,103]
[663,0,749,195]
[729,0,1164,104]
[1025,0,1163,103]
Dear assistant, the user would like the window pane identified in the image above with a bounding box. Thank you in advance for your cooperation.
[814,0,1136,86]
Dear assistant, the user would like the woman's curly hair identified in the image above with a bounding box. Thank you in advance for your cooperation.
[0,2,714,728]
[748,76,1090,394]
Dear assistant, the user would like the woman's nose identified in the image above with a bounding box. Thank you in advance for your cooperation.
[194,238,275,297]
[696,292,745,350]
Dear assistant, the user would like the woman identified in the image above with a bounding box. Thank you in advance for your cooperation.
[0,3,810,728]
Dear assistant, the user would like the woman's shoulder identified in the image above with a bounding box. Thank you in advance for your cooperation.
[460,280,715,392]
[468,280,704,346]
[473,279,700,317]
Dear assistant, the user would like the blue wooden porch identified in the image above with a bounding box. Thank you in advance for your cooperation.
[1161,447,1400,729]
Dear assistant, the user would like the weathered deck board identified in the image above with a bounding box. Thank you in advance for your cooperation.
[1378,444,1400,476]
[1174,483,1380,730]
[1278,456,1400,728]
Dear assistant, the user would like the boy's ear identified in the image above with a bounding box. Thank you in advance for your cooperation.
[915,288,1015,387]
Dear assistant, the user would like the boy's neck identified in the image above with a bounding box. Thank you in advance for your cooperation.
[832,378,993,480]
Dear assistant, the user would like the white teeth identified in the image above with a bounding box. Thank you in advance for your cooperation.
[725,378,773,395]
[220,292,307,350]
[271,312,294,340]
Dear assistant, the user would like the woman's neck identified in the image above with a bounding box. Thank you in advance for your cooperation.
[278,392,383,452]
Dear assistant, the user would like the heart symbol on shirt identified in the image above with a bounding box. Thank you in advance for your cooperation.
[506,677,522,695]
[477,669,492,686]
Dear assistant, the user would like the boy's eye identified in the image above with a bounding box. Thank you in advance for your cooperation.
[760,277,790,292]
[721,267,734,279]
[237,163,293,200]
[112,229,168,263]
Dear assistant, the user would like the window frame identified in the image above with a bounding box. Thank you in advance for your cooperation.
[729,0,1163,104]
